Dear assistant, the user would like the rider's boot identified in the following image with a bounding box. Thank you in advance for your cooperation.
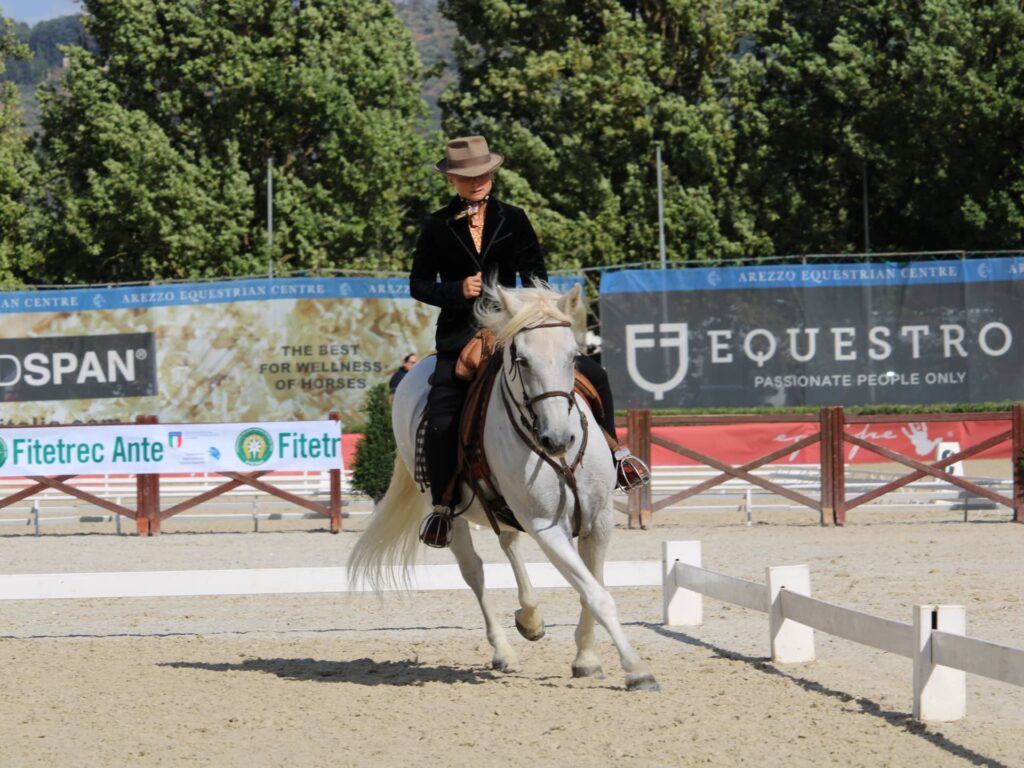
[614,447,651,492]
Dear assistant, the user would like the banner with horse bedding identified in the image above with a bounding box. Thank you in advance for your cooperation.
[0,277,585,427]
[600,255,1024,408]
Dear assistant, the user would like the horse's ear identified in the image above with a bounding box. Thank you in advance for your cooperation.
[496,285,524,316]
[557,283,582,315]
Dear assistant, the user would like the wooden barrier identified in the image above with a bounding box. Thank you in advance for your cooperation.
[662,541,1024,722]
[622,404,1024,526]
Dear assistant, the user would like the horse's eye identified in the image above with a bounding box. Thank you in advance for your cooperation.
[516,357,530,369]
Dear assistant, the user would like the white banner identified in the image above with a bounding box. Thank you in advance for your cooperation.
[0,420,342,477]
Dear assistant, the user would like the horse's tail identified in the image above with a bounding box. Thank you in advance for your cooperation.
[347,452,426,592]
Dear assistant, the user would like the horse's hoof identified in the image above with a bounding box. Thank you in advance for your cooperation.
[571,664,604,679]
[492,657,517,672]
[625,673,660,692]
[515,610,545,642]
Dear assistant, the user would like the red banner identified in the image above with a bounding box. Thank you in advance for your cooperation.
[343,419,1012,471]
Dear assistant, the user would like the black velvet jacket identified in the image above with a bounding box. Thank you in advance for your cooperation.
[410,195,547,353]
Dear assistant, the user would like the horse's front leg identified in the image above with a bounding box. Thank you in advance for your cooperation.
[529,521,659,691]
[572,524,607,679]
[449,518,519,672]
[498,530,545,641]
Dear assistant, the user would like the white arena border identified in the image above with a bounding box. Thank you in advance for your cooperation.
[662,541,1024,722]
[3,545,1022,723]
[0,561,660,601]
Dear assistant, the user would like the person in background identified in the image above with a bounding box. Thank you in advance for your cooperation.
[388,353,417,393]
[410,135,649,545]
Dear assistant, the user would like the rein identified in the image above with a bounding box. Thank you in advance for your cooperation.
[499,320,588,536]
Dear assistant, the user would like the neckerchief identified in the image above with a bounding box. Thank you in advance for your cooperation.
[453,194,490,222]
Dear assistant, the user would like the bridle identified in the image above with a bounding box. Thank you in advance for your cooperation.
[498,320,588,534]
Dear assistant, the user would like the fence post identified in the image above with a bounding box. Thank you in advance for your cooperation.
[626,409,652,529]
[135,415,160,536]
[912,604,966,721]
[329,411,343,533]
[819,407,834,526]
[767,564,815,663]
[662,540,702,626]
[831,407,847,526]
[1013,403,1023,524]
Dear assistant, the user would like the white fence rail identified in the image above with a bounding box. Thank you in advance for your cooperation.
[651,465,1011,521]
[0,470,359,534]
[0,560,662,601]
[662,540,1024,722]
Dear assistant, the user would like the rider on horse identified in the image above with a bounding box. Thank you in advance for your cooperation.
[409,136,650,537]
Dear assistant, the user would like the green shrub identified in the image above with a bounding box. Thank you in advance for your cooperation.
[350,383,396,502]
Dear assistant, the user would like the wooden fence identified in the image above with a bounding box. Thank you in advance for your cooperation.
[619,405,1024,527]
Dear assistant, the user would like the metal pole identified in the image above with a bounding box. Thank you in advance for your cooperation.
[267,157,274,278]
[862,160,870,255]
[656,143,666,269]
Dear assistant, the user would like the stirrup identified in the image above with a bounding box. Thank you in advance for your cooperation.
[615,450,650,492]
[420,505,454,548]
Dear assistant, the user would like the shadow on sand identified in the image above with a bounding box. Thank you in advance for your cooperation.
[161,656,499,686]
[645,622,1007,768]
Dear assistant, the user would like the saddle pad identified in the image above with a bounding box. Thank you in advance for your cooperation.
[414,406,431,491]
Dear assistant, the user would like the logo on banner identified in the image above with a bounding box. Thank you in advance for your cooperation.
[168,432,183,448]
[625,323,689,401]
[0,332,158,403]
[0,437,7,468]
[236,427,273,465]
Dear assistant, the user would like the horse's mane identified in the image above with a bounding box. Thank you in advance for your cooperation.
[473,281,572,344]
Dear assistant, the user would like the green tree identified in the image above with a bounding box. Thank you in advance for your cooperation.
[730,0,1024,255]
[440,0,1024,264]
[438,0,764,268]
[35,0,433,284]
[0,16,42,285]
[350,383,397,502]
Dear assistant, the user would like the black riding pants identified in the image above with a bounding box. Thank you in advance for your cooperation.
[575,354,618,440]
[425,352,470,506]
[425,352,619,507]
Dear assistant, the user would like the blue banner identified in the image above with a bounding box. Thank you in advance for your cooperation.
[600,255,1024,294]
[599,256,1024,408]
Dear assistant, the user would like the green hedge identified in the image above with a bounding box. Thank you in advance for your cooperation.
[349,383,396,502]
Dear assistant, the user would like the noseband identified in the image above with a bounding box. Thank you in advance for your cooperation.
[504,321,579,437]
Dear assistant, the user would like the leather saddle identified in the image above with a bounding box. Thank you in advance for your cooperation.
[452,346,613,535]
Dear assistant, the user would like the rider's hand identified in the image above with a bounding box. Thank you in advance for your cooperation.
[462,272,483,299]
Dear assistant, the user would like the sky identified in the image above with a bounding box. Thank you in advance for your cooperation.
[1,0,80,25]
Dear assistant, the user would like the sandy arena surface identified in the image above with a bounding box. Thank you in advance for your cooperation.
[1,491,1022,767]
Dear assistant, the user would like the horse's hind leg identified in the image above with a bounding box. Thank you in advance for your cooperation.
[498,530,545,641]
[529,522,659,691]
[449,519,519,672]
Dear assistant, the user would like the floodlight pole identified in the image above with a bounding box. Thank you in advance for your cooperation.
[862,160,871,256]
[656,142,666,269]
[267,157,274,278]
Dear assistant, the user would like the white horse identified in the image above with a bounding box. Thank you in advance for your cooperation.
[348,283,658,691]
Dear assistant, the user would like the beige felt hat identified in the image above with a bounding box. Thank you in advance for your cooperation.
[433,135,504,177]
